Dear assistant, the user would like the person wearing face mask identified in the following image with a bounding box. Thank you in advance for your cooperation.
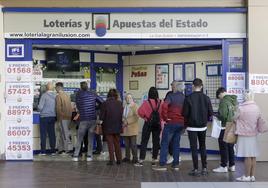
[121,93,139,164]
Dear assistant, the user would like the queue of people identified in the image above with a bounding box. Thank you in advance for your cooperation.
[37,78,266,182]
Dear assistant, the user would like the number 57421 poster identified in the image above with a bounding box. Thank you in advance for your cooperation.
[5,82,33,103]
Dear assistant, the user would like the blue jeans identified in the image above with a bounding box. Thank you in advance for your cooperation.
[159,123,184,166]
[40,117,56,154]
[73,120,96,157]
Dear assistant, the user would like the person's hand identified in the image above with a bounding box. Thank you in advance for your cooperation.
[73,114,80,121]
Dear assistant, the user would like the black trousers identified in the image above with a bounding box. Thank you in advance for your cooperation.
[95,134,103,152]
[139,122,161,160]
[168,140,173,156]
[188,130,207,170]
[123,136,138,162]
[218,129,235,167]
[80,133,103,155]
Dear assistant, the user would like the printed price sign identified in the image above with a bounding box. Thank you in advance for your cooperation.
[226,72,245,103]
[5,82,33,103]
[6,61,33,82]
[5,139,33,160]
[6,124,32,138]
[6,103,33,123]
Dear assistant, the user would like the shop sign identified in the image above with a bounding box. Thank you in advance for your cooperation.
[5,138,33,160]
[6,44,24,58]
[131,66,147,77]
[226,72,245,103]
[5,103,33,123]
[6,61,33,82]
[6,122,33,138]
[249,74,268,93]
[5,82,33,103]
[32,66,43,81]
[4,12,246,39]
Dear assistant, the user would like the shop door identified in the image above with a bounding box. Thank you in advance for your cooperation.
[222,39,247,103]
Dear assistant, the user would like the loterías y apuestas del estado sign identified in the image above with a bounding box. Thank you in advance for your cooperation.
[4,12,246,39]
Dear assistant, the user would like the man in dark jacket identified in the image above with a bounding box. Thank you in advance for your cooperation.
[72,82,103,162]
[182,78,213,176]
[213,87,237,173]
[153,81,185,171]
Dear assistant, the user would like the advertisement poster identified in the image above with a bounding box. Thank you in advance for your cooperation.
[226,72,246,103]
[5,103,33,123]
[5,61,33,82]
[6,123,33,139]
[155,64,169,89]
[174,64,183,81]
[5,82,33,103]
[5,60,34,160]
[5,139,33,160]
[249,74,268,94]
[32,66,43,81]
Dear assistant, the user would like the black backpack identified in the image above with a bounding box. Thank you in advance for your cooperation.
[148,100,161,129]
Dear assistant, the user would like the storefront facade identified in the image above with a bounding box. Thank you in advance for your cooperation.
[0,0,267,161]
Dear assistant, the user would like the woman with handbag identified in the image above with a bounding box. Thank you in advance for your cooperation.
[100,89,123,165]
[121,93,139,164]
[235,90,265,182]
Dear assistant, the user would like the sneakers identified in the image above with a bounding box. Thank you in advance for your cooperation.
[167,156,174,164]
[38,153,46,156]
[251,176,256,182]
[93,151,101,155]
[107,161,114,166]
[229,166,236,172]
[122,158,131,163]
[236,175,251,182]
[201,168,208,176]
[153,165,168,171]
[51,153,56,156]
[171,165,179,171]
[152,159,159,167]
[72,157,79,162]
[134,160,143,167]
[57,150,65,154]
[86,156,93,162]
[213,166,228,173]
[188,169,200,177]
[59,151,68,156]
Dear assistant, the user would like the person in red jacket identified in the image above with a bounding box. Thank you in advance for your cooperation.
[153,81,185,171]
[135,87,162,167]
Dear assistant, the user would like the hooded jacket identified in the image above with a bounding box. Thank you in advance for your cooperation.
[235,101,261,136]
[218,95,238,127]
[38,91,56,118]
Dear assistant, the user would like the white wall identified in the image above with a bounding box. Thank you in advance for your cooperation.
[123,50,222,99]
[0,5,6,159]
[123,49,222,151]
[95,53,118,64]
[248,0,268,161]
